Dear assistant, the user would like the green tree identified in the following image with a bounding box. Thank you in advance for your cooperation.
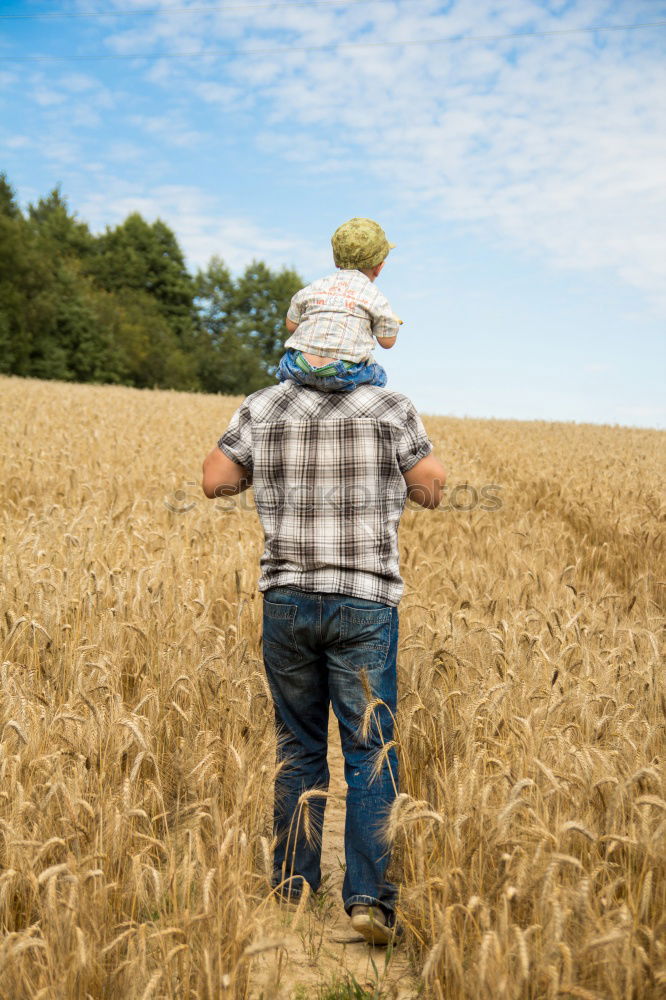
[0,171,303,395]
[89,213,197,343]
[84,211,203,389]
[28,261,135,384]
[0,172,20,219]
[233,260,303,374]
[1,179,130,384]
[0,177,25,372]
[195,257,303,394]
[0,179,64,377]
[28,186,93,258]
[103,288,199,391]
[22,188,122,382]
[195,256,264,394]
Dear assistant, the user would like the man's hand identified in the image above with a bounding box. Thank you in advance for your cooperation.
[202,447,252,499]
[403,453,446,509]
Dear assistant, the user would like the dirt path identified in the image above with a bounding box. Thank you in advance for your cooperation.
[249,713,419,999]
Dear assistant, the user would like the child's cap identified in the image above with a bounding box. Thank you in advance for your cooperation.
[331,218,396,269]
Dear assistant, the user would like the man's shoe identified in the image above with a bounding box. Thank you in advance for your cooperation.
[272,889,301,909]
[271,875,306,908]
[350,904,393,946]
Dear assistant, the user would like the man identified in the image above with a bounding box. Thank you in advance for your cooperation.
[202,380,445,944]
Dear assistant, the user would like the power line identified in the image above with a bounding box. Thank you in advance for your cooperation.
[1,20,664,62]
[0,0,383,20]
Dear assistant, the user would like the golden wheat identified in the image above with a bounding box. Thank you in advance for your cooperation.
[0,375,663,999]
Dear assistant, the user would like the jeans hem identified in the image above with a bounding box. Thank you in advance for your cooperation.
[271,874,307,901]
[344,894,395,920]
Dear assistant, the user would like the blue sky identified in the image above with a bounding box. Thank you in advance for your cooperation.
[1,0,665,426]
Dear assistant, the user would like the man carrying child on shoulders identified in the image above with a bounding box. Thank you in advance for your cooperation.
[202,217,445,945]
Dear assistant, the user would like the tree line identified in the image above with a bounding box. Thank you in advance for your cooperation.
[0,172,304,395]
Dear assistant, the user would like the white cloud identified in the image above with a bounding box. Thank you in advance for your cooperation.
[69,104,103,128]
[27,70,115,120]
[129,113,206,148]
[107,140,145,163]
[97,0,244,58]
[78,182,326,272]
[44,140,81,165]
[97,0,663,309]
[32,86,66,107]
[59,73,99,93]
[5,135,31,149]
[194,81,245,109]
[18,0,666,312]
[230,3,666,304]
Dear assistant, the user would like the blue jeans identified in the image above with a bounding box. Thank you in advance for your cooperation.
[276,349,387,392]
[262,586,399,922]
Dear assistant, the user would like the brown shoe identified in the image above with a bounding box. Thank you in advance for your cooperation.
[350,904,392,945]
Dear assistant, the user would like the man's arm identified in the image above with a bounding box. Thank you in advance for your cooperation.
[286,317,299,334]
[202,446,252,499]
[403,453,446,509]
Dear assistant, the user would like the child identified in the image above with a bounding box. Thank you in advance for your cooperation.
[276,217,401,393]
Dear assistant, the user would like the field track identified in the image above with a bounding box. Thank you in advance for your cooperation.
[0,375,664,999]
[249,716,418,998]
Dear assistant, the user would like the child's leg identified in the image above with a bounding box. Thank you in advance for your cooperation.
[276,350,387,392]
[276,350,336,387]
[348,360,387,388]
[327,359,387,390]
[276,349,307,385]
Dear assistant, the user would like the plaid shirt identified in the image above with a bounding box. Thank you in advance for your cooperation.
[285,270,400,363]
[217,382,433,605]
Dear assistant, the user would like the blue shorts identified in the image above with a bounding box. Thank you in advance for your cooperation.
[276,349,387,393]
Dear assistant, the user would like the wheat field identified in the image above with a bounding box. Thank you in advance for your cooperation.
[0,374,664,1000]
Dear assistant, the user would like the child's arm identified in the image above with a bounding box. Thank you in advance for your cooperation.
[372,289,402,344]
[286,287,306,334]
[375,314,402,349]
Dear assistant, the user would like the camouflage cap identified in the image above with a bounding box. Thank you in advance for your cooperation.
[331,217,396,270]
